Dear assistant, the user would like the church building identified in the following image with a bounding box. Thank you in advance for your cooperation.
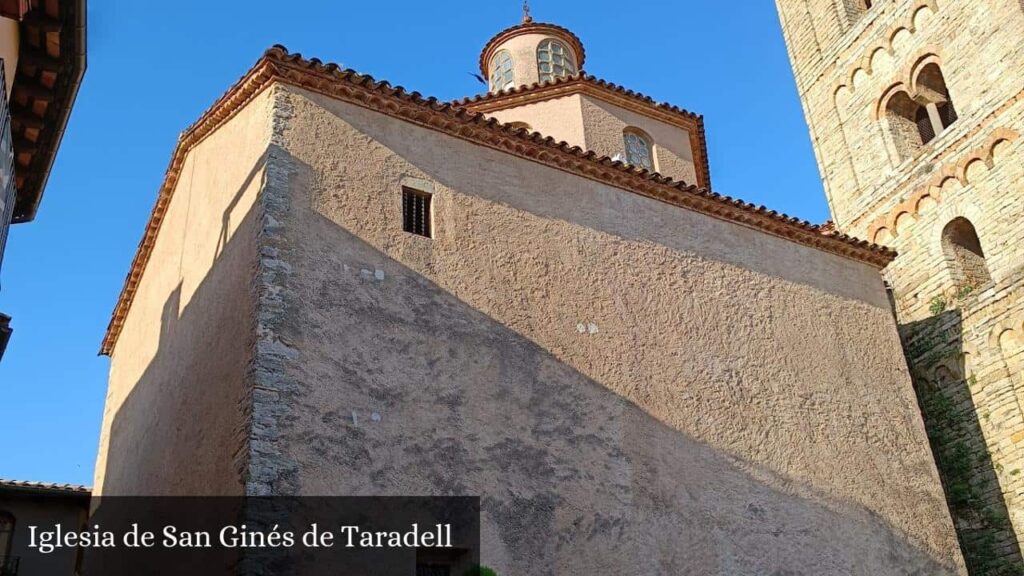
[95,9,968,574]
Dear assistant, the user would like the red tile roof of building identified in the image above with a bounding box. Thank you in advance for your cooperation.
[0,479,91,496]
[453,71,712,189]
[99,45,897,356]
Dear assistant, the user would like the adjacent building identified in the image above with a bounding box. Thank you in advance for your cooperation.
[775,1,1024,573]
[95,12,967,575]
[0,479,90,576]
[0,0,86,361]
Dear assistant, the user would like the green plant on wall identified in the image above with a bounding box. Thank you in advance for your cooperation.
[464,565,498,576]
[918,384,1023,575]
[954,284,975,301]
[929,295,948,316]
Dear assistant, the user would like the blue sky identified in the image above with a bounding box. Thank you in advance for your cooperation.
[0,0,826,486]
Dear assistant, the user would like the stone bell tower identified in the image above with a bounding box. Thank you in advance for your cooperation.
[775,1,1024,573]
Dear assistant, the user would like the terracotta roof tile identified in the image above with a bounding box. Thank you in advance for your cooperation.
[0,478,91,495]
[456,72,699,120]
[453,72,712,188]
[99,45,897,356]
[7,0,87,223]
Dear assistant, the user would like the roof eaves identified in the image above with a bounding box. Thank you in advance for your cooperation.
[0,479,92,497]
[99,45,896,356]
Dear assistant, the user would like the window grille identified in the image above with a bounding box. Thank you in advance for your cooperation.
[623,132,654,170]
[402,187,432,238]
[915,106,935,144]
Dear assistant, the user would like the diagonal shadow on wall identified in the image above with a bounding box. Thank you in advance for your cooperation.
[97,140,969,574]
[901,310,1024,575]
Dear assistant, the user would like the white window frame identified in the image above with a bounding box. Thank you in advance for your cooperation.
[537,39,577,83]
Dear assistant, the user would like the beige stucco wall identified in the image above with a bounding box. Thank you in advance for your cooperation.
[483,94,586,147]
[247,83,965,574]
[484,94,698,184]
[92,88,275,496]
[0,17,18,98]
[580,95,698,184]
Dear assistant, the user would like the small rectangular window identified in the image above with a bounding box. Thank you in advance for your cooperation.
[402,187,432,238]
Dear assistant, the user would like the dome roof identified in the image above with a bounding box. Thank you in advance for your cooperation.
[479,20,586,76]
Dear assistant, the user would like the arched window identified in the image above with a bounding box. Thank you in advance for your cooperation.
[882,64,957,162]
[941,217,991,288]
[841,0,874,27]
[916,63,957,130]
[0,511,14,560]
[537,39,577,83]
[623,130,654,170]
[884,91,929,159]
[489,51,515,92]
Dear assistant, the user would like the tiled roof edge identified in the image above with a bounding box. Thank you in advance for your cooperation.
[453,73,713,188]
[99,45,896,356]
[0,479,92,496]
[454,72,701,121]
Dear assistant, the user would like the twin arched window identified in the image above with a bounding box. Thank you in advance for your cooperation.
[883,63,957,161]
[489,51,515,92]
[537,39,577,83]
[623,130,654,170]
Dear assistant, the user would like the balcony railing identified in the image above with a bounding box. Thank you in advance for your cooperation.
[0,555,19,576]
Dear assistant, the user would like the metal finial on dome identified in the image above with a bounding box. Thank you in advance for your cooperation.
[522,0,533,23]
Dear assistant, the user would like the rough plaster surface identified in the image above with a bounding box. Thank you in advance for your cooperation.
[95,69,967,571]
[485,95,587,150]
[257,84,964,574]
[483,94,698,185]
[579,95,698,184]
[777,0,1024,566]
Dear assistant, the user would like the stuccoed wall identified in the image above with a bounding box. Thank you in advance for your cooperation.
[483,94,698,185]
[578,95,697,185]
[776,0,1024,571]
[93,88,275,497]
[483,95,587,151]
[247,83,965,575]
